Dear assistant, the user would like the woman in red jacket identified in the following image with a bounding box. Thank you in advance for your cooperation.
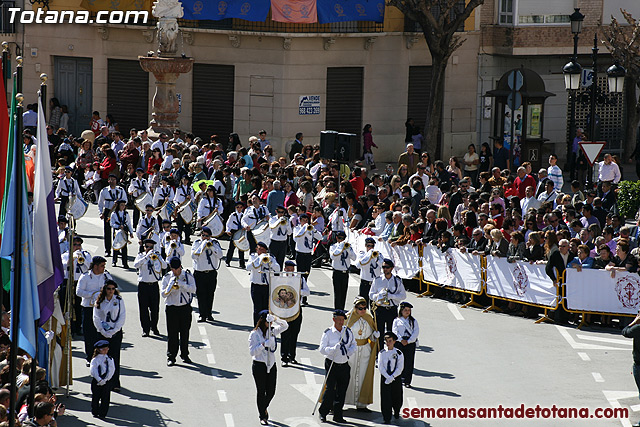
[146,147,163,175]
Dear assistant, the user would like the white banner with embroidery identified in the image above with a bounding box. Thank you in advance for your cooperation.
[420,246,482,292]
[345,230,419,279]
[485,256,557,307]
[565,269,640,315]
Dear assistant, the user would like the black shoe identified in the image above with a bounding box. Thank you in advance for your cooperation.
[239,263,246,269]
[394,412,400,419]
[225,263,231,268]
[113,387,121,393]
[142,332,150,337]
[260,420,268,426]
[333,417,347,423]
[383,421,391,425]
[111,262,117,267]
[167,359,175,366]
[206,316,214,322]
[152,329,161,336]
[301,301,309,307]
[289,358,299,365]
[404,383,412,388]
[282,360,289,367]
[182,356,193,364]
[197,318,206,323]
[105,252,111,257]
[184,240,191,245]
[356,407,372,413]
[319,414,327,423]
[123,264,130,269]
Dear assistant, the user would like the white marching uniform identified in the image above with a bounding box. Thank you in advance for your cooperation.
[161,269,196,306]
[369,275,407,307]
[136,215,160,243]
[379,347,404,383]
[319,325,356,364]
[329,242,356,271]
[59,228,70,255]
[77,271,113,307]
[133,251,167,283]
[247,253,281,284]
[242,205,270,229]
[98,186,127,213]
[128,177,149,198]
[226,211,244,232]
[248,317,289,373]
[357,250,382,282]
[110,210,134,234]
[191,239,223,271]
[93,295,126,339]
[90,353,115,386]
[152,185,175,208]
[197,196,223,221]
[392,317,420,344]
[268,216,292,241]
[173,184,194,206]
[56,176,82,199]
[62,249,92,279]
[164,240,185,261]
[292,225,322,254]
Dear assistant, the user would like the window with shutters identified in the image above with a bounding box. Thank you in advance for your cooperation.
[107,59,149,133]
[407,66,433,132]
[325,67,364,140]
[192,64,235,139]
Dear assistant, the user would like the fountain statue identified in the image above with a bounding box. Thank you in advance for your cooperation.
[139,0,194,136]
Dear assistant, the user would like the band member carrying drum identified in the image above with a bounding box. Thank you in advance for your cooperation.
[248,242,280,325]
[98,174,127,257]
[55,166,83,217]
[225,201,246,269]
[197,185,223,232]
[128,167,149,227]
[279,261,310,367]
[242,195,270,254]
[268,205,291,268]
[110,200,134,269]
[173,175,195,245]
[152,177,175,219]
[136,204,160,254]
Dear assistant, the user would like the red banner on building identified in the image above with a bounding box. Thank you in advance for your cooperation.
[271,0,317,23]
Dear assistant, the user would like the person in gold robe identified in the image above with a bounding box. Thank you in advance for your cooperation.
[344,296,379,412]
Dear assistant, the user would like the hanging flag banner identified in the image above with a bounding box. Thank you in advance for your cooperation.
[80,0,150,12]
[271,0,317,23]
[182,0,270,21]
[565,269,640,315]
[317,0,385,24]
[389,244,420,279]
[485,256,557,308]
[421,246,482,292]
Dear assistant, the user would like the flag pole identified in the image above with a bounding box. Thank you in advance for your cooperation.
[8,55,23,427]
[65,219,74,397]
[1,42,7,105]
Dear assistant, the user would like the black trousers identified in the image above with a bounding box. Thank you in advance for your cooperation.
[83,306,99,361]
[333,270,349,310]
[112,243,128,266]
[138,281,160,333]
[380,375,403,422]
[176,215,192,243]
[374,306,397,348]
[166,304,192,361]
[269,239,287,269]
[297,252,312,304]
[194,270,218,319]
[251,283,269,326]
[319,359,350,419]
[59,281,83,335]
[252,361,277,421]
[103,211,112,254]
[359,279,372,306]
[91,379,112,418]
[59,195,70,218]
[99,330,122,388]
[280,312,302,362]
[226,240,246,266]
[247,230,258,254]
[395,341,416,385]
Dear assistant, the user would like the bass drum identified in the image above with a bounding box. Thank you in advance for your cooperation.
[253,219,271,245]
[135,193,153,213]
[232,229,250,252]
[159,201,175,222]
[68,196,88,220]
[178,201,195,224]
[112,229,129,251]
[203,213,224,237]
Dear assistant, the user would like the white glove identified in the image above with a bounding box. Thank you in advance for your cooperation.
[266,314,275,323]
[264,338,275,348]
[385,377,393,385]
[372,331,380,339]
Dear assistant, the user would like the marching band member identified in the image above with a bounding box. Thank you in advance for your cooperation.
[161,257,197,366]
[110,200,134,269]
[159,219,173,261]
[268,205,291,268]
[127,167,149,227]
[98,174,127,257]
[60,236,92,335]
[93,279,125,391]
[76,256,112,364]
[152,176,175,211]
[328,205,348,233]
[318,309,356,424]
[378,332,404,424]
[345,296,379,413]
[225,201,246,269]
[369,259,406,348]
[242,195,270,254]
[173,175,195,245]
[136,204,160,253]
[356,237,382,305]
[248,242,281,325]
[191,226,223,323]
[133,239,166,337]
[280,260,310,367]
[197,185,223,231]
[58,216,70,255]
[55,166,83,217]
[164,228,185,262]
[329,231,356,310]
[249,310,289,426]
[90,340,115,420]
[392,302,419,388]
[293,213,322,306]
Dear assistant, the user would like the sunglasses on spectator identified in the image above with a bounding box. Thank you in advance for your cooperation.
[106,287,116,291]
[382,265,393,269]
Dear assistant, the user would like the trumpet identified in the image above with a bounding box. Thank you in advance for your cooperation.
[280,217,287,225]
[75,254,85,265]
[372,250,379,258]
[150,253,159,261]
[377,288,391,307]
[205,241,213,249]
[344,242,350,249]
[261,255,271,265]
[163,277,180,297]
[307,224,314,232]
[170,241,178,249]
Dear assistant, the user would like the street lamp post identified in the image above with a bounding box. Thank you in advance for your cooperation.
[563,8,583,180]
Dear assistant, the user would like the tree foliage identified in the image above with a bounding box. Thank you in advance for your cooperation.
[600,10,640,156]
[386,0,484,156]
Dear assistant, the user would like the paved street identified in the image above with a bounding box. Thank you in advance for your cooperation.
[55,205,640,427]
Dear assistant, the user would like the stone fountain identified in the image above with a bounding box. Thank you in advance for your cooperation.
[139,0,194,136]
